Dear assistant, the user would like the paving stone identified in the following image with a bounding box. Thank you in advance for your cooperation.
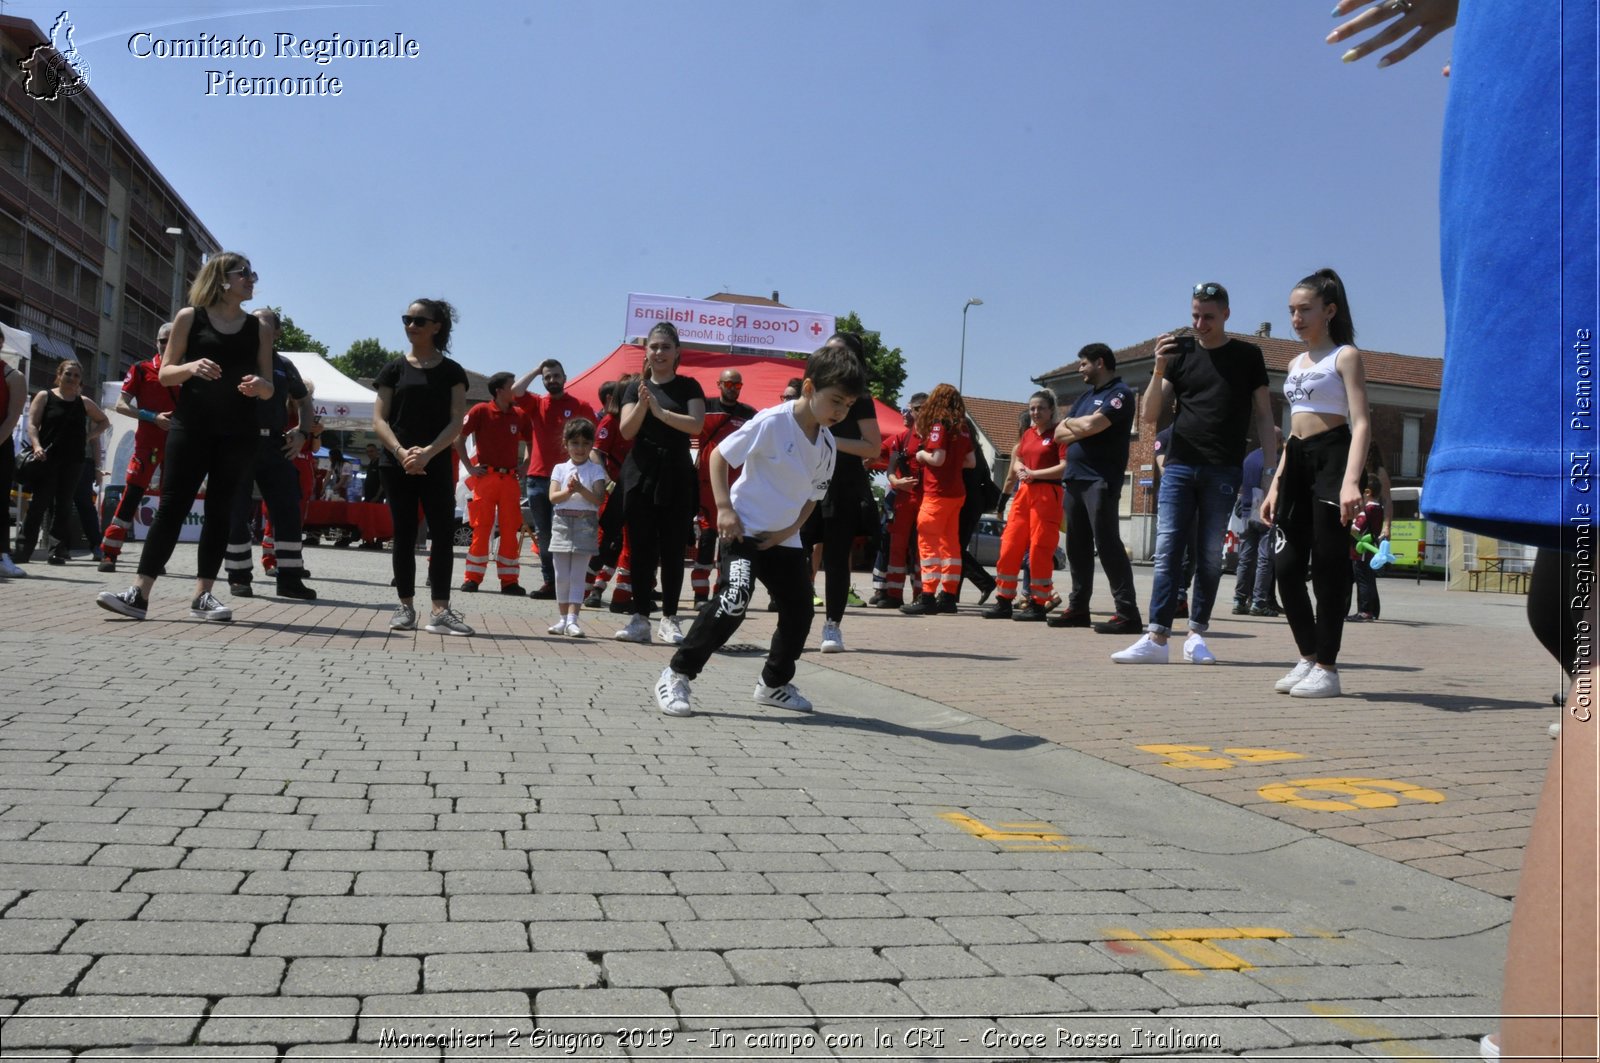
[288,896,446,923]
[199,995,359,1043]
[0,863,132,891]
[814,916,955,947]
[601,950,735,988]
[0,954,92,995]
[241,870,355,895]
[253,923,382,957]
[665,918,827,950]
[899,974,1084,1016]
[385,921,528,955]
[2,995,207,1048]
[723,946,900,985]
[451,894,602,922]
[598,895,696,922]
[138,893,290,923]
[424,952,602,992]
[284,957,421,996]
[671,985,810,1030]
[63,919,258,954]
[81,1048,278,1059]
[0,917,75,951]
[357,991,534,1041]
[798,980,919,1018]
[181,848,288,871]
[356,870,444,895]
[531,920,674,952]
[685,893,821,920]
[292,850,431,871]
[122,869,244,893]
[77,955,286,995]
[1145,968,1287,1005]
[878,944,995,980]
[431,850,528,872]
[438,870,529,894]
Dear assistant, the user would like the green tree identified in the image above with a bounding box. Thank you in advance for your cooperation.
[269,307,328,356]
[330,337,400,381]
[834,311,907,406]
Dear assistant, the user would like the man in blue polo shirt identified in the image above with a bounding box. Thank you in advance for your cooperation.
[1049,343,1141,633]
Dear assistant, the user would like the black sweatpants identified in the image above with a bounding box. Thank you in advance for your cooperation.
[1273,428,1357,666]
[670,538,812,688]
[382,460,456,602]
[1528,537,1586,677]
[0,439,12,554]
[138,429,257,581]
[226,436,307,581]
[819,492,865,623]
[1065,478,1141,622]
[18,454,82,558]
[623,483,693,618]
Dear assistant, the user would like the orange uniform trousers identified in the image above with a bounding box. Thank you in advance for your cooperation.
[463,470,523,587]
[917,493,963,596]
[995,480,1063,605]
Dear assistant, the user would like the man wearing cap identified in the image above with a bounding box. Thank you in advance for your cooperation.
[1113,283,1275,665]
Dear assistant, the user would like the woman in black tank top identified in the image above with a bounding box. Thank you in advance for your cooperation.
[17,358,109,565]
[95,252,275,623]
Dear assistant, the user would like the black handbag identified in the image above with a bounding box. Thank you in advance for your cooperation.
[13,442,46,490]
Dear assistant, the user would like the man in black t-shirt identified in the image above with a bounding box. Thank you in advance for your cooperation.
[1112,282,1275,666]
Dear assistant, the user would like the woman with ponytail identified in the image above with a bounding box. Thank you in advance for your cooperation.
[1260,268,1372,698]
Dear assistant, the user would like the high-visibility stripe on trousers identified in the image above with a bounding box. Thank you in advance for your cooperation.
[995,480,1063,604]
[917,493,963,596]
[877,499,920,601]
[463,470,523,587]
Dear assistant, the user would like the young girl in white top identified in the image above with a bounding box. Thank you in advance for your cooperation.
[546,418,609,636]
[1260,268,1372,699]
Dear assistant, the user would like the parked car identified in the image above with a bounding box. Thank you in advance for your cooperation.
[967,514,1066,569]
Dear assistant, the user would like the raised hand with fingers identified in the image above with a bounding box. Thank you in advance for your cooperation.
[1327,0,1457,71]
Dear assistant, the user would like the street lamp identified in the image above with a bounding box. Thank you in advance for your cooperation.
[959,297,983,393]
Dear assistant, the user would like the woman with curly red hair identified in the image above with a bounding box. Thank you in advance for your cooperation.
[900,384,975,615]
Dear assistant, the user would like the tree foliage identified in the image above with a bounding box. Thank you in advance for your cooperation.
[833,311,907,406]
[330,337,401,382]
[269,307,328,356]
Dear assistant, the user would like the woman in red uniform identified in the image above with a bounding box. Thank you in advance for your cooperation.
[984,390,1064,621]
[900,384,974,615]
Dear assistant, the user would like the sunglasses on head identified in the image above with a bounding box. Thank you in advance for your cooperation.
[401,315,435,328]
[1193,283,1222,298]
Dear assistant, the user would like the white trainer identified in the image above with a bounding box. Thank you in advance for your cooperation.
[655,667,693,716]
[424,608,474,636]
[1274,659,1316,693]
[1290,666,1342,698]
[0,554,25,578]
[657,615,685,644]
[754,682,813,712]
[546,618,568,635]
[1183,631,1216,664]
[615,614,650,642]
[820,620,844,653]
[564,620,585,638]
[1111,634,1168,664]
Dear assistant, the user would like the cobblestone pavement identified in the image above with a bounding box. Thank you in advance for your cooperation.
[0,541,1550,1059]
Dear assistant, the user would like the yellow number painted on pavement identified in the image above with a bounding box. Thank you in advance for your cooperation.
[1257,777,1445,812]
[1104,926,1291,975]
[1137,744,1306,770]
[938,811,1077,851]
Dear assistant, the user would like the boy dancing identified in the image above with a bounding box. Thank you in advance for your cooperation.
[653,346,865,717]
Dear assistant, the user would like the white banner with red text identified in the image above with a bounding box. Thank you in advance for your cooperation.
[625,294,834,354]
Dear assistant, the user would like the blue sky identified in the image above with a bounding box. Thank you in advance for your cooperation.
[18,0,1453,402]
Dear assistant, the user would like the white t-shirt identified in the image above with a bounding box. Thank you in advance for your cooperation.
[716,400,836,548]
[549,458,608,512]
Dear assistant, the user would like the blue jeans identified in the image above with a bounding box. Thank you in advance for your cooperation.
[524,476,554,587]
[1148,462,1241,635]
[1234,520,1275,606]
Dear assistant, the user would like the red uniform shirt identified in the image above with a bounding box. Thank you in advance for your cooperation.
[595,412,632,481]
[1014,425,1066,474]
[462,401,533,470]
[921,422,971,499]
[883,427,924,499]
[515,392,597,478]
[121,358,178,438]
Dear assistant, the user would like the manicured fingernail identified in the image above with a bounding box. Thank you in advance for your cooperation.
[1342,49,1359,62]
[1376,55,1392,67]
[1331,4,1343,13]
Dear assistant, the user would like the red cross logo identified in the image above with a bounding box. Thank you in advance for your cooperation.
[809,321,824,336]
[336,405,349,416]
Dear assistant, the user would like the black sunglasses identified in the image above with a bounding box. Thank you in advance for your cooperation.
[226,267,258,282]
[400,315,436,328]
[1193,283,1223,298]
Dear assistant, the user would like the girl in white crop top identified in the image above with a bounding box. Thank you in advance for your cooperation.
[1259,268,1372,700]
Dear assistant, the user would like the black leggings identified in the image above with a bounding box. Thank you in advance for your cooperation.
[1528,535,1587,677]
[819,494,864,623]
[382,461,457,602]
[1273,428,1356,667]
[0,439,11,554]
[139,429,257,581]
[623,481,692,618]
[19,454,82,557]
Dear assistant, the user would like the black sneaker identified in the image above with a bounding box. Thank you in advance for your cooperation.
[190,591,233,621]
[1231,598,1250,615]
[982,598,1013,620]
[1092,614,1143,635]
[936,592,959,614]
[583,588,605,609]
[1013,601,1050,622]
[500,583,526,596]
[459,580,480,593]
[1047,608,1092,628]
[97,557,117,573]
[1249,603,1280,617]
[46,553,67,566]
[531,583,557,600]
[96,586,148,620]
[228,581,253,598]
[899,597,938,616]
[874,595,902,609]
[275,571,317,601]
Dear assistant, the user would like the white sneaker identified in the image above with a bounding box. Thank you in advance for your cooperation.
[424,608,474,636]
[615,614,650,642]
[655,667,693,716]
[1274,659,1316,693]
[820,620,844,653]
[1183,632,1216,665]
[390,603,417,631]
[1111,634,1168,664]
[754,682,813,712]
[547,618,568,635]
[1290,666,1341,698]
[190,591,233,622]
[0,554,24,578]
[565,620,585,638]
[657,615,685,644]
[1549,721,1562,739]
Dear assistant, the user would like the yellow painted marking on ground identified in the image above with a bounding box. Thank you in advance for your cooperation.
[1105,927,1291,976]
[937,811,1077,851]
[1137,744,1305,769]
[1258,777,1447,812]
[1307,1003,1444,1061]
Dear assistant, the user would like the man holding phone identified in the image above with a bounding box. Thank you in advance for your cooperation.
[1113,282,1276,665]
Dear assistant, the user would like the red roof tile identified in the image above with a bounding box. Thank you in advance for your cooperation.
[964,395,1030,452]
